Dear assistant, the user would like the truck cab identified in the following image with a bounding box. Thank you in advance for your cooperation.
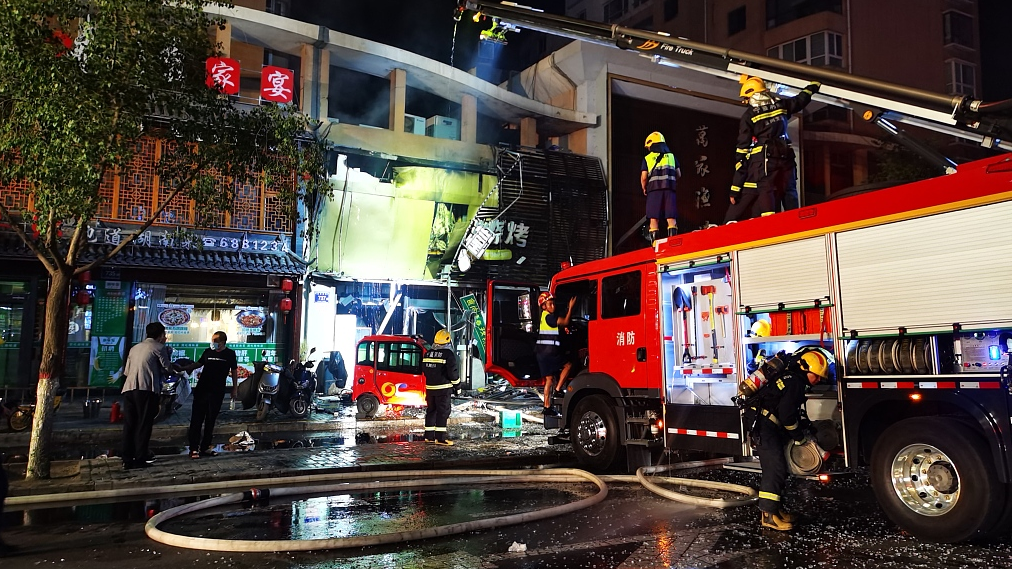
[351,334,427,418]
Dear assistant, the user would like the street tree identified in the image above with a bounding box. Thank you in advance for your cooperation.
[0,0,331,479]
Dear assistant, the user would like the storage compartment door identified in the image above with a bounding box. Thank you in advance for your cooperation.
[737,237,831,310]
[836,201,1012,333]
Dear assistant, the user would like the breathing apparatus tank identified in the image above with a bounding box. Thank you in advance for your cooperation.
[736,351,789,401]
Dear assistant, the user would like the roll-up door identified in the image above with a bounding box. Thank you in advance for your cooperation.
[737,237,830,309]
[836,201,1012,333]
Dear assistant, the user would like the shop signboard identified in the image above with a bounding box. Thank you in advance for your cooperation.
[168,342,278,385]
[460,294,486,363]
[89,281,130,387]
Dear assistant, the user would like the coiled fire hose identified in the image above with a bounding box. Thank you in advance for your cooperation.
[143,462,756,552]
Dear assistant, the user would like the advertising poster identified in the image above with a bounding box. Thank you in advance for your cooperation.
[169,342,278,386]
[156,303,194,334]
[460,294,486,363]
[89,281,129,386]
[234,306,266,334]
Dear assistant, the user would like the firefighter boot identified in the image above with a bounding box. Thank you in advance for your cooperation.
[778,509,796,524]
[761,511,793,531]
[667,226,678,237]
[648,230,658,244]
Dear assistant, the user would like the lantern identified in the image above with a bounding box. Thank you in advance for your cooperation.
[75,290,91,306]
[280,278,294,293]
[279,297,293,313]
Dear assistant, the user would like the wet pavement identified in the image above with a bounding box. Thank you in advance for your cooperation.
[4,396,1012,567]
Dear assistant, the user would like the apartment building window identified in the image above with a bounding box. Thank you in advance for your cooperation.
[946,59,975,96]
[728,6,747,36]
[766,0,842,29]
[605,0,628,23]
[631,0,650,9]
[767,31,843,67]
[265,0,289,17]
[665,0,679,20]
[943,11,974,48]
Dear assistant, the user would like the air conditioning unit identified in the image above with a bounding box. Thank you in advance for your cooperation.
[403,114,425,135]
[426,115,460,141]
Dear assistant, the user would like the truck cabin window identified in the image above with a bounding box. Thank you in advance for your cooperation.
[601,271,641,319]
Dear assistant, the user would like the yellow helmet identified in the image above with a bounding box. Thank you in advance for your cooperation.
[434,329,451,345]
[644,131,665,149]
[750,319,771,338]
[739,75,767,99]
[798,350,831,380]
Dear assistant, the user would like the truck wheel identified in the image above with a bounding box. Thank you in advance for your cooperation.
[357,394,380,418]
[870,417,1005,542]
[570,394,620,471]
[255,398,269,422]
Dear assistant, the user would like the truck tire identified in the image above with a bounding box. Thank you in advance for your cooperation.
[870,417,1005,542]
[570,394,620,471]
[357,394,380,419]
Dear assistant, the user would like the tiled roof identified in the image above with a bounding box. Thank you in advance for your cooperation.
[0,233,304,276]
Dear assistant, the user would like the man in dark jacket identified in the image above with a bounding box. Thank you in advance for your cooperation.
[750,349,831,530]
[422,329,459,445]
[725,76,820,222]
[180,331,237,459]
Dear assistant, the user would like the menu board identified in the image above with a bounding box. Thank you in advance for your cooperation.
[89,281,130,387]
[157,303,194,334]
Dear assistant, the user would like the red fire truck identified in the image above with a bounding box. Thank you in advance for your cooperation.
[459,0,1012,543]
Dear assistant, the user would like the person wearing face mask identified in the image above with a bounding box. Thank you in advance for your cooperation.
[180,331,237,459]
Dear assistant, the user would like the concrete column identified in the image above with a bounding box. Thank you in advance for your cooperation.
[461,94,477,144]
[214,21,232,57]
[389,68,406,132]
[317,49,330,120]
[300,44,314,117]
[520,117,538,148]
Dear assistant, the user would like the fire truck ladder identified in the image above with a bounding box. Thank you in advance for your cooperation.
[455,1,1012,158]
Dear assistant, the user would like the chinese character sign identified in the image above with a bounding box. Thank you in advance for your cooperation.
[261,65,294,103]
[206,57,240,95]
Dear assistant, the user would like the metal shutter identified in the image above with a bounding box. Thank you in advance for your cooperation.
[836,201,1012,333]
[737,237,830,309]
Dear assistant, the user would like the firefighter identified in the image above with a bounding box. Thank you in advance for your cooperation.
[536,291,576,416]
[750,348,832,531]
[641,131,682,243]
[724,76,820,223]
[422,329,459,445]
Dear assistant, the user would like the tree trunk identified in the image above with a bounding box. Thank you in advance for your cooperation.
[25,268,72,480]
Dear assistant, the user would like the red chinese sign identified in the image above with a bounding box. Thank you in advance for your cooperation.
[205,57,240,95]
[260,65,294,103]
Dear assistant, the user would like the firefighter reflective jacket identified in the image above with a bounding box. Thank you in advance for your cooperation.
[752,368,809,439]
[644,151,680,192]
[422,346,459,390]
[731,82,820,196]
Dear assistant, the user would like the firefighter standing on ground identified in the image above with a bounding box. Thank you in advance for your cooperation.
[724,76,819,222]
[423,329,459,445]
[748,349,832,531]
[536,291,576,416]
[641,131,682,243]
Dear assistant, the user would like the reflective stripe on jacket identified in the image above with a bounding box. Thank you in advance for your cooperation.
[644,152,679,193]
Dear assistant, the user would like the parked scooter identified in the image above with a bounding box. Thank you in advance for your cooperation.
[2,389,64,432]
[286,348,318,419]
[153,358,194,423]
[251,350,290,421]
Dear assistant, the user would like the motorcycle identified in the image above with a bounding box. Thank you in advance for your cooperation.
[250,350,290,421]
[286,348,318,420]
[154,358,194,423]
[2,389,64,432]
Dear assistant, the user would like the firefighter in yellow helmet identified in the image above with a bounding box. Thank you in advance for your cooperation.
[745,347,832,531]
[422,329,459,445]
[724,76,820,223]
[641,131,682,244]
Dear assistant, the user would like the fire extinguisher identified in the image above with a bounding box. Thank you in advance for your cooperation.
[110,401,123,423]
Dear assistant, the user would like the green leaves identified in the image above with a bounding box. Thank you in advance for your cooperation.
[0,0,329,272]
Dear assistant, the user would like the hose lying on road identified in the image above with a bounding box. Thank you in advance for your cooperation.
[144,460,757,552]
[146,468,607,552]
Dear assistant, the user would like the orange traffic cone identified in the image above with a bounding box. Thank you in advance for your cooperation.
[110,401,122,423]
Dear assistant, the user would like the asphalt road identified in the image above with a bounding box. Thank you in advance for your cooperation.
[4,462,1012,568]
